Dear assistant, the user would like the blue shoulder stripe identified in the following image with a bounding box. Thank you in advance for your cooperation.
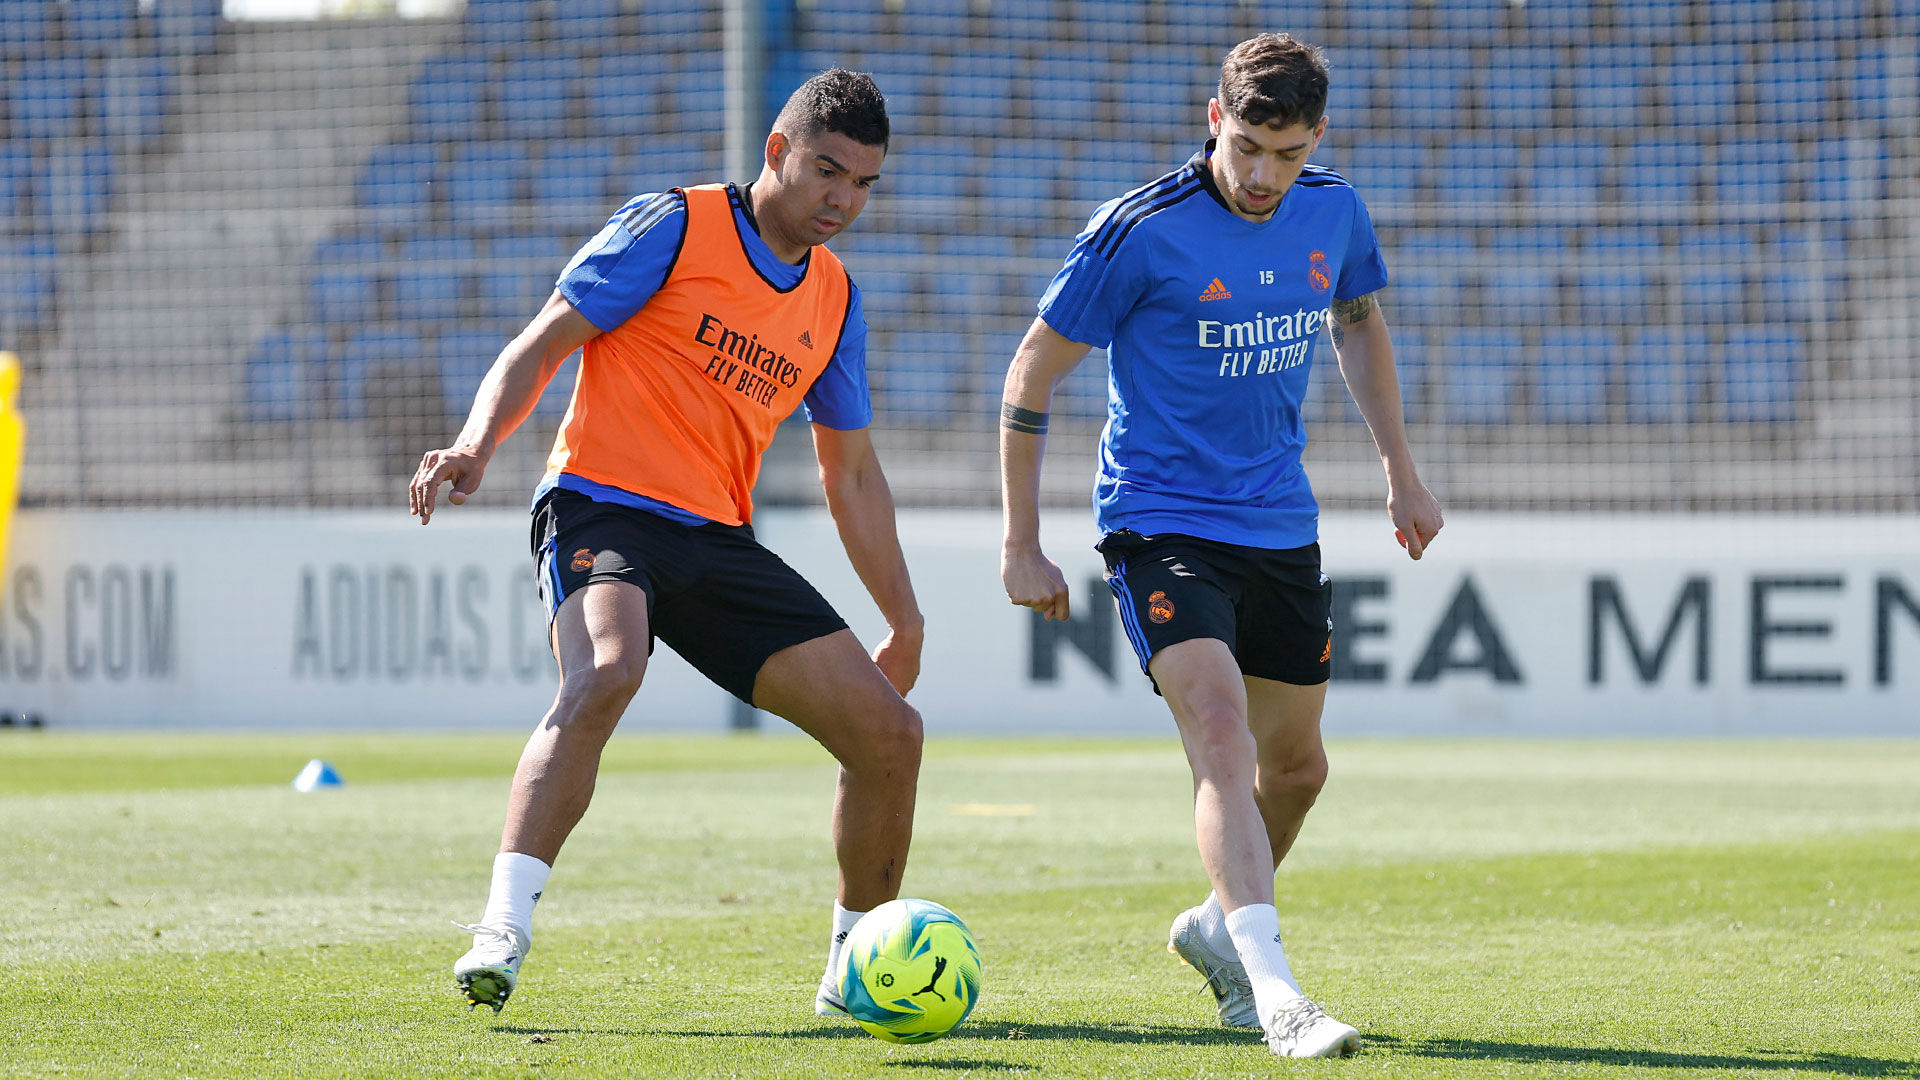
[1296,164,1353,188]
[618,191,685,236]
[1094,178,1203,260]
[1088,168,1202,258]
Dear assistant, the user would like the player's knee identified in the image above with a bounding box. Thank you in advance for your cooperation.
[853,699,922,778]
[1186,705,1257,771]
[1288,751,1330,800]
[559,656,645,721]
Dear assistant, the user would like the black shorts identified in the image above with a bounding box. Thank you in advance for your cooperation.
[531,490,848,704]
[1098,529,1332,688]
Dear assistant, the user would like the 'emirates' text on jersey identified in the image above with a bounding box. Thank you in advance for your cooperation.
[1038,146,1389,550]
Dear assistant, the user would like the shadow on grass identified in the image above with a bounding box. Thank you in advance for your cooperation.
[655,1020,1247,1047]
[879,1060,1034,1072]
[1377,1035,1920,1077]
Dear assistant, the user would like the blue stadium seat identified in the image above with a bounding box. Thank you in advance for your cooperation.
[1513,0,1596,44]
[0,149,31,224]
[244,329,327,423]
[1072,141,1180,190]
[0,237,59,334]
[394,236,478,324]
[614,134,716,195]
[335,326,428,420]
[583,53,666,141]
[1720,325,1803,424]
[151,0,222,58]
[310,265,379,328]
[638,1,721,38]
[410,52,493,141]
[1576,264,1653,320]
[436,329,503,418]
[1341,0,1418,46]
[1707,0,1775,42]
[854,52,935,138]
[1803,137,1888,205]
[1026,48,1105,129]
[1322,45,1380,126]
[10,59,91,142]
[32,143,115,237]
[1623,327,1706,423]
[874,330,963,422]
[544,0,624,53]
[1475,51,1555,131]
[1435,140,1520,207]
[100,56,177,150]
[1663,45,1741,129]
[983,140,1067,225]
[464,0,536,52]
[1442,329,1525,426]
[941,58,1017,137]
[1529,140,1610,210]
[61,0,140,59]
[358,142,439,229]
[1609,0,1689,44]
[532,142,615,227]
[1617,138,1708,214]
[1568,47,1652,128]
[1387,268,1449,321]
[447,144,530,229]
[0,1,53,61]
[1070,0,1153,44]
[1383,50,1468,127]
[1843,44,1901,126]
[1481,266,1558,320]
[1533,327,1614,425]
[498,55,578,140]
[891,151,969,204]
[475,262,554,321]
[1336,139,1424,208]
[1430,0,1521,46]
[1713,140,1794,207]
[1753,41,1834,128]
[667,54,725,125]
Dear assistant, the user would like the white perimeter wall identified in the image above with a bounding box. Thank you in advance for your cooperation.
[5,509,1918,735]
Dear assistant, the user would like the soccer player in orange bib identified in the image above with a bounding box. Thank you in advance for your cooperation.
[409,70,924,1019]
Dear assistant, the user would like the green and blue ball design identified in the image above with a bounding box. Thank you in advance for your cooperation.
[838,898,982,1044]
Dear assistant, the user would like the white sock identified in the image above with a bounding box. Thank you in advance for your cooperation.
[480,851,550,943]
[1195,891,1234,955]
[821,901,865,994]
[1225,903,1304,1022]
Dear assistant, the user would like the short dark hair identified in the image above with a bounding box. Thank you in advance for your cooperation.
[1217,34,1330,130]
[775,68,890,150]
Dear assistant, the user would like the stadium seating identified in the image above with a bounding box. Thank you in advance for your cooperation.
[221,0,1910,454]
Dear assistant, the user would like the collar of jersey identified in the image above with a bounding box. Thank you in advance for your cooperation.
[727,182,812,292]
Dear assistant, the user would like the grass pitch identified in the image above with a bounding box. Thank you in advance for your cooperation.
[2,734,1916,1079]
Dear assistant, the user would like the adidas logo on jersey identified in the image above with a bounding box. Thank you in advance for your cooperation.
[798,330,815,349]
[1198,277,1232,302]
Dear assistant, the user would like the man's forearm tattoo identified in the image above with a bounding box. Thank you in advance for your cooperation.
[1001,402,1049,435]
[1329,292,1375,349]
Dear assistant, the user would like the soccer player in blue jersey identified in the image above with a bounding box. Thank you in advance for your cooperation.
[999,34,1443,1058]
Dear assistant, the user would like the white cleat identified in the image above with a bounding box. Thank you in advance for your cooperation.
[814,974,849,1017]
[1261,996,1362,1058]
[1166,907,1259,1029]
[452,921,529,1015]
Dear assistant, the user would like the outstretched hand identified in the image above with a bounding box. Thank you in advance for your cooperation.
[1389,481,1445,560]
[409,446,488,524]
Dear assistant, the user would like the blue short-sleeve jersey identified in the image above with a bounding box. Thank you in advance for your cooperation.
[1038,146,1389,550]
[536,187,874,521]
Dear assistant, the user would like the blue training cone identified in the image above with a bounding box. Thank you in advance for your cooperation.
[292,759,345,791]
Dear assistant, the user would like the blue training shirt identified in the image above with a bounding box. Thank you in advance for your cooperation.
[532,185,875,522]
[1038,144,1389,550]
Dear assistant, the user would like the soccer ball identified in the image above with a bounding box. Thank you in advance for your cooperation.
[838,898,982,1044]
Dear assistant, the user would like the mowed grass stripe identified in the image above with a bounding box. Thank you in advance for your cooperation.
[4,737,1918,1078]
[6,834,1915,1079]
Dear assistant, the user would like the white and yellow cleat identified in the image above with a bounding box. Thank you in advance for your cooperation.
[1261,996,1361,1059]
[1167,907,1260,1029]
[452,921,528,1015]
[814,974,849,1018]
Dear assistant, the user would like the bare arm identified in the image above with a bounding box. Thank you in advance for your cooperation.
[813,423,924,695]
[1330,291,1444,559]
[409,292,601,523]
[999,317,1093,621]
